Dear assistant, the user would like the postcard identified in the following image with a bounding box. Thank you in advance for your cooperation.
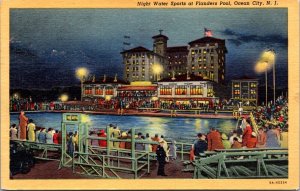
[0,0,299,190]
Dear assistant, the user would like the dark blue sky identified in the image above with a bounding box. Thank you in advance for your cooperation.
[10,9,288,89]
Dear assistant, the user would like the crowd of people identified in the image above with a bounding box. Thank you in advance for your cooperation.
[10,96,57,112]
[252,95,288,131]
[10,111,63,144]
[190,116,288,160]
[10,94,241,112]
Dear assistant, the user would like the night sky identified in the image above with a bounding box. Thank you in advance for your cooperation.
[10,9,288,89]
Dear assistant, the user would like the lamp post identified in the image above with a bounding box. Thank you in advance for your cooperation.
[152,63,163,82]
[76,67,89,101]
[254,49,276,106]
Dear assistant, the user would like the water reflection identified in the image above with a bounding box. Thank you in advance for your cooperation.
[10,113,237,142]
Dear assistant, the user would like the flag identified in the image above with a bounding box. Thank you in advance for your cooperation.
[124,35,130,39]
[123,42,131,45]
[204,28,213,37]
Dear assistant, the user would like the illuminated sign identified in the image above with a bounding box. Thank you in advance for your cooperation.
[65,114,79,122]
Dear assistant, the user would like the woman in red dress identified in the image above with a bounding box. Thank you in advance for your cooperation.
[242,118,253,147]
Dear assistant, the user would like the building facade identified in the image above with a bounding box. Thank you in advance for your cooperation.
[166,46,189,77]
[187,37,227,84]
[121,46,166,82]
[121,31,227,84]
[82,75,127,101]
[157,74,216,106]
[232,78,259,106]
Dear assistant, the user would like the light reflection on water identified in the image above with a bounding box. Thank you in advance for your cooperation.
[10,112,237,142]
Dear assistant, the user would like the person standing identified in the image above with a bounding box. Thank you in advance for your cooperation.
[207,128,224,151]
[266,126,280,148]
[242,118,253,147]
[10,124,18,140]
[193,133,208,157]
[67,132,75,156]
[151,134,160,152]
[38,128,47,143]
[53,130,59,144]
[144,133,152,152]
[246,132,258,148]
[19,111,28,140]
[169,140,177,160]
[27,119,36,142]
[35,128,41,143]
[46,128,54,144]
[156,141,167,176]
[98,129,107,148]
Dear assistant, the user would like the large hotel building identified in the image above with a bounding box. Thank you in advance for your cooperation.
[121,30,227,84]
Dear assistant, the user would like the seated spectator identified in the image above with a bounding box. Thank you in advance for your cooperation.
[207,128,224,151]
[229,130,241,145]
[256,128,266,148]
[221,133,231,149]
[231,137,242,149]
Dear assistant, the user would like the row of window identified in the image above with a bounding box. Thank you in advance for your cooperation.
[126,67,146,71]
[84,87,114,95]
[159,85,209,96]
[233,83,258,88]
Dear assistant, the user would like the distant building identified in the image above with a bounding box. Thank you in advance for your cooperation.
[121,46,166,82]
[231,77,259,106]
[166,46,189,77]
[121,29,227,84]
[187,37,227,83]
[82,75,127,102]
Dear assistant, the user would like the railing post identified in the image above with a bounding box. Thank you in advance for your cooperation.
[102,155,105,177]
[181,143,184,161]
[106,126,110,165]
[147,152,150,174]
[131,128,135,171]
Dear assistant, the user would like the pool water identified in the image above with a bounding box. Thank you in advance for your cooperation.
[10,112,237,142]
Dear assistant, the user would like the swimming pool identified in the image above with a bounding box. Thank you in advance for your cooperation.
[10,112,237,142]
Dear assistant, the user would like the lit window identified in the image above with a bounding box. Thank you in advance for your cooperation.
[175,85,187,95]
[190,85,203,95]
[160,85,172,95]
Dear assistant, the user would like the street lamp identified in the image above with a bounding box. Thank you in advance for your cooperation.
[60,94,69,102]
[254,49,276,105]
[152,63,163,82]
[76,67,89,101]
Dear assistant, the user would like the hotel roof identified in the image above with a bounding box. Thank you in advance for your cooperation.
[152,34,169,40]
[188,36,226,46]
[167,46,188,53]
[120,46,151,54]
